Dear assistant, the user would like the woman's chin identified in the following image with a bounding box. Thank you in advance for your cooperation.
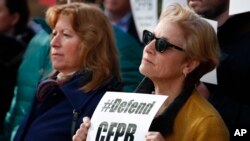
[139,66,152,77]
[52,64,64,71]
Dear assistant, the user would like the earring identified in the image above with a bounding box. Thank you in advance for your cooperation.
[184,72,187,78]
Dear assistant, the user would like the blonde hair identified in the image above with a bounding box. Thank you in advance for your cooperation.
[46,2,121,92]
[160,3,220,84]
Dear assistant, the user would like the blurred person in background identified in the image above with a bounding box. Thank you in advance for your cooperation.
[103,0,144,92]
[0,0,35,137]
[188,0,250,139]
[13,2,122,141]
[3,16,52,141]
[0,0,34,43]
[103,0,140,42]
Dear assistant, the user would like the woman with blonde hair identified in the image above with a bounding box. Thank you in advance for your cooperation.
[73,3,229,141]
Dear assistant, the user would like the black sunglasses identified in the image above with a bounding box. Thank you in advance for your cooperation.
[142,30,185,53]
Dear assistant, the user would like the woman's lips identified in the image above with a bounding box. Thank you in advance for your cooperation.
[51,53,63,59]
[52,52,63,56]
[143,58,154,65]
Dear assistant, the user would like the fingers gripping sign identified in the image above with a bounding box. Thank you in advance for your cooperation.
[72,117,91,141]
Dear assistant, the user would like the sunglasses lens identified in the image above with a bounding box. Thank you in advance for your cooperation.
[156,39,167,53]
[143,31,154,45]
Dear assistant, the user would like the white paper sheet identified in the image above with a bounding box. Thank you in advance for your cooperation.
[200,69,217,85]
[130,0,158,42]
[162,0,187,11]
[229,0,250,15]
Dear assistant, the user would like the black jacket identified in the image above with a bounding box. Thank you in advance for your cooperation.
[206,12,250,133]
[0,35,25,132]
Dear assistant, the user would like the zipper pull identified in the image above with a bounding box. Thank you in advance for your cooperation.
[71,109,80,137]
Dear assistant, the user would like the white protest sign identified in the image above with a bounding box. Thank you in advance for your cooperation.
[162,0,187,11]
[87,91,167,141]
[200,18,218,85]
[130,0,158,42]
[229,0,250,15]
[203,18,218,33]
[200,69,217,85]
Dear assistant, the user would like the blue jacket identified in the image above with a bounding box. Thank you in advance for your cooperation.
[14,70,121,141]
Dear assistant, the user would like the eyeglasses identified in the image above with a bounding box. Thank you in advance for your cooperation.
[142,30,185,53]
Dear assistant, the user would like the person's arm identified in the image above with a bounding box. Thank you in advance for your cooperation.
[72,117,91,141]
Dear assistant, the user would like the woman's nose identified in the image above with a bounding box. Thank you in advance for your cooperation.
[50,34,60,48]
[144,39,156,54]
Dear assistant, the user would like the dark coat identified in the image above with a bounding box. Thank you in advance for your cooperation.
[113,26,144,92]
[14,70,121,141]
[0,25,34,134]
[206,12,250,133]
[0,35,25,133]
[127,16,142,44]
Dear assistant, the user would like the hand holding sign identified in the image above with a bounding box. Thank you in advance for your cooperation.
[72,117,90,141]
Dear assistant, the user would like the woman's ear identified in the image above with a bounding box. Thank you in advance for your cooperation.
[183,59,200,76]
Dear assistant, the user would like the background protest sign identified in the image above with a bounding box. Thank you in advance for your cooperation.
[161,0,186,11]
[200,69,217,85]
[130,0,158,42]
[87,92,167,141]
[229,0,250,15]
[200,19,218,85]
